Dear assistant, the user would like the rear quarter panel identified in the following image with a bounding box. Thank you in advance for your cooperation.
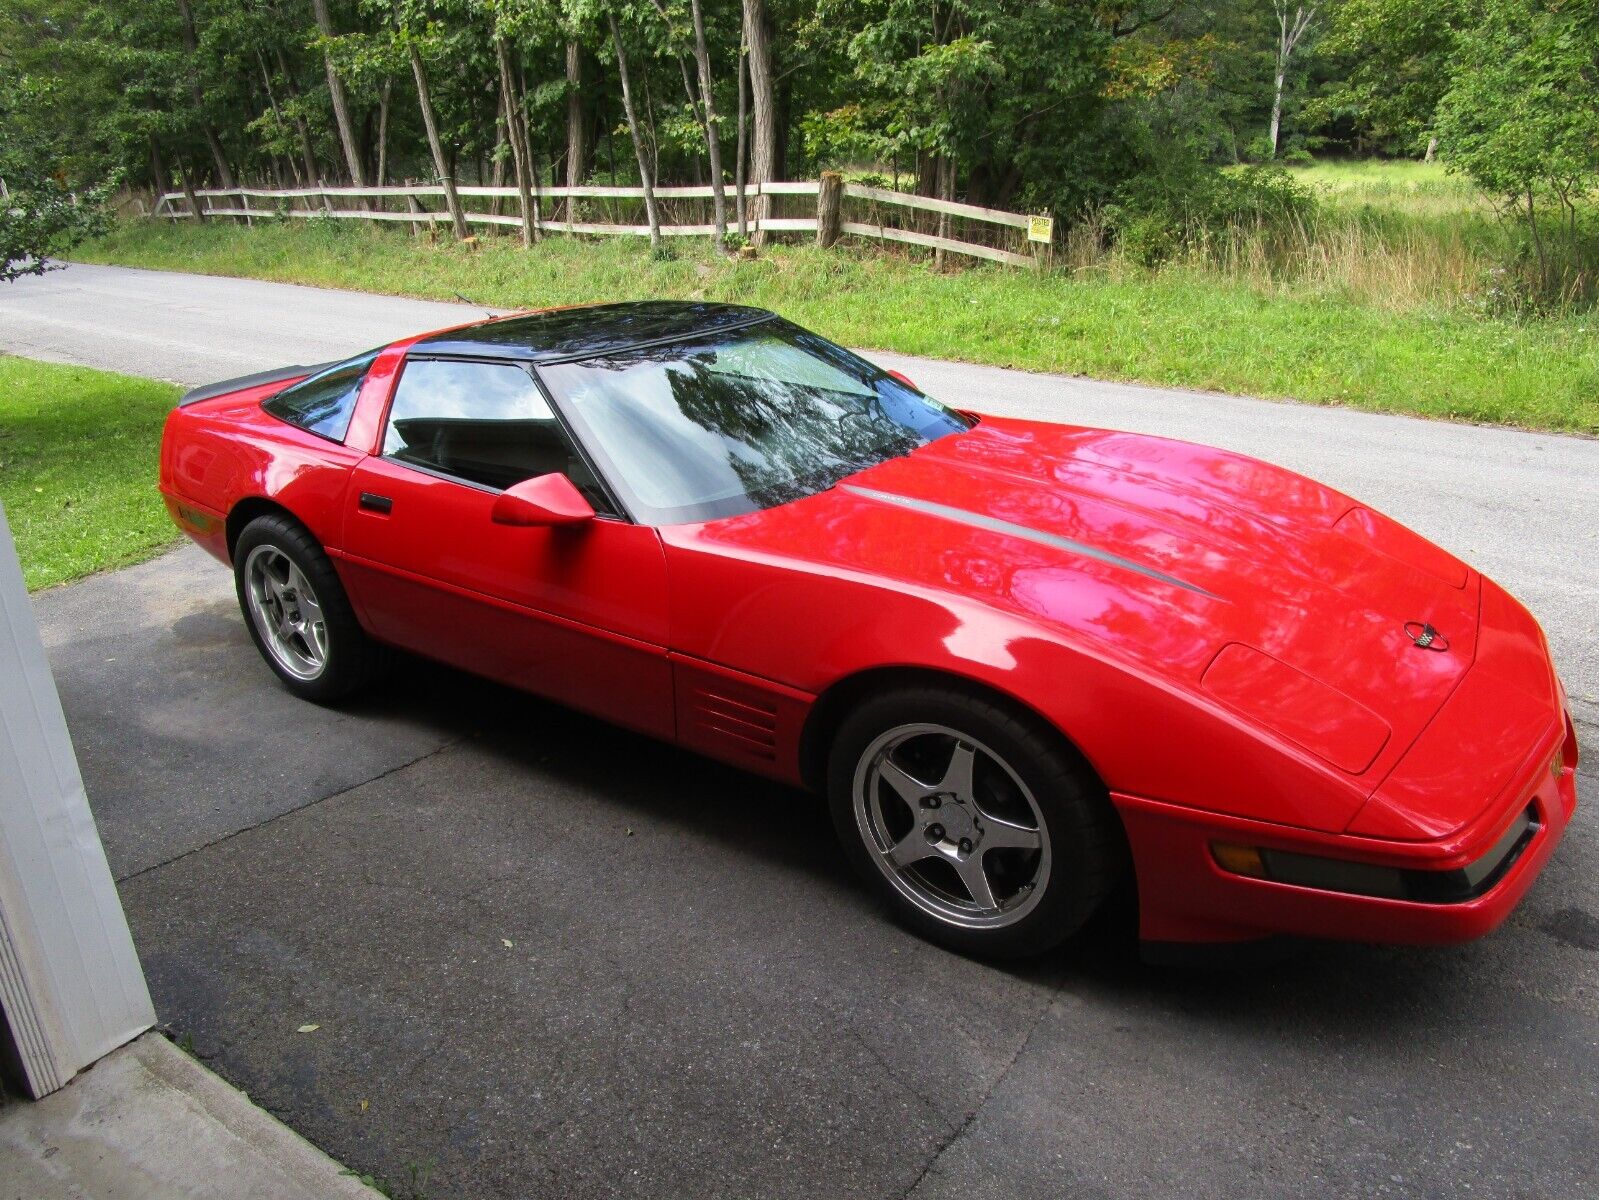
[160,384,362,563]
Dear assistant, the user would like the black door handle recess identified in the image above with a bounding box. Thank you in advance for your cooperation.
[359,492,393,514]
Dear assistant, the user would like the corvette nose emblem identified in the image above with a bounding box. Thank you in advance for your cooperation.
[1404,621,1450,652]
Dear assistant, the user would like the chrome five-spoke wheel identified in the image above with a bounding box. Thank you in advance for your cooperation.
[853,723,1051,929]
[243,543,328,681]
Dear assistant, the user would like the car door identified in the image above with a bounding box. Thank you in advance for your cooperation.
[337,354,674,740]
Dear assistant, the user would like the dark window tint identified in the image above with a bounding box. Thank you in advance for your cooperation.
[537,320,968,525]
[383,358,611,510]
[261,353,376,441]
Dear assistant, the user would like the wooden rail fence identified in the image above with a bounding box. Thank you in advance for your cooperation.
[151,176,1047,268]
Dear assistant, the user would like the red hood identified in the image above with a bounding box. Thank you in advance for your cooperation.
[694,416,1481,790]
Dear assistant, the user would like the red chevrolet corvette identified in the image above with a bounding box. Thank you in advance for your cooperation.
[160,302,1578,958]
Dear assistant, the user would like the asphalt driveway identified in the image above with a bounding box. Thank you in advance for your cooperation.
[10,264,1599,1198]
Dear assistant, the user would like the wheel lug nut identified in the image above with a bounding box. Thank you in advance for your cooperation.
[959,838,973,854]
[924,795,941,808]
[927,824,944,840]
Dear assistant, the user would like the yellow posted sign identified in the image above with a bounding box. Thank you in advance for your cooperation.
[1026,214,1054,244]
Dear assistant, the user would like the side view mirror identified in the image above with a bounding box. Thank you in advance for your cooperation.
[885,368,920,392]
[491,473,595,527]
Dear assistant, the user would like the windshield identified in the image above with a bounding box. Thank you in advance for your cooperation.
[538,319,968,525]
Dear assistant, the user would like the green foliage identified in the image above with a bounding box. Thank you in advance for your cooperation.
[1108,157,1315,266]
[1311,0,1472,154]
[0,76,113,281]
[2,0,1596,312]
[1434,0,1599,291]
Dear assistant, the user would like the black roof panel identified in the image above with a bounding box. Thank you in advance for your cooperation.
[414,300,774,363]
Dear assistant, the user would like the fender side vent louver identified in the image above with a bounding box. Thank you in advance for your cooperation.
[690,688,778,760]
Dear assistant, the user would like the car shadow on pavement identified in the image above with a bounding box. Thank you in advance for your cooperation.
[106,628,1598,1200]
[329,650,1585,1020]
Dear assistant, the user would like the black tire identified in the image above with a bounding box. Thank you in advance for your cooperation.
[232,513,386,702]
[827,685,1125,958]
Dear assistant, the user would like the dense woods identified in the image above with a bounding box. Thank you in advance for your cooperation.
[3,0,1597,298]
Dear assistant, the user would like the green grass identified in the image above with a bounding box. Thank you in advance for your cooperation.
[0,356,181,589]
[78,215,1599,434]
[1285,159,1489,218]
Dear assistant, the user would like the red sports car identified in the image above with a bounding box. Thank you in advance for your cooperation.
[160,302,1578,958]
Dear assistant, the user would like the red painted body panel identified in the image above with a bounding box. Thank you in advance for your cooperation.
[336,455,675,740]
[160,377,361,562]
[1120,709,1575,944]
[156,316,1578,951]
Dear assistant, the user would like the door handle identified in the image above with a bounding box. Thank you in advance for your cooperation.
[358,492,393,514]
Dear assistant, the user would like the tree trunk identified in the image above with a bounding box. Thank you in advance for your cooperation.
[148,135,174,217]
[175,0,236,192]
[1424,136,1438,162]
[735,38,748,237]
[1526,188,1546,282]
[275,48,322,186]
[497,37,537,248]
[256,53,299,187]
[565,41,587,222]
[178,159,205,223]
[376,79,392,187]
[489,105,508,220]
[689,0,727,242]
[609,15,661,249]
[310,0,366,188]
[934,156,954,269]
[1268,5,1316,160]
[1268,69,1285,158]
[741,0,776,242]
[517,66,544,238]
[410,44,470,240]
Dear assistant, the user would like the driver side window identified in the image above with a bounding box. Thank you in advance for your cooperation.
[384,358,613,513]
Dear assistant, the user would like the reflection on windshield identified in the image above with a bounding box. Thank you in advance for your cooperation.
[539,321,968,525]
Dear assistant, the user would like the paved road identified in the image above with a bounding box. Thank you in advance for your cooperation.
[6,263,1596,727]
[10,263,1599,1198]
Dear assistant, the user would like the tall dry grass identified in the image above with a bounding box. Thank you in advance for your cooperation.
[1211,212,1495,311]
[1063,203,1592,316]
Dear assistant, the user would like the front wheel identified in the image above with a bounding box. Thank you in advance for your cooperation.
[827,687,1124,958]
[233,513,385,702]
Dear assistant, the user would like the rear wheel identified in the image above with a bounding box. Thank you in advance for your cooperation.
[233,513,384,702]
[827,687,1123,958]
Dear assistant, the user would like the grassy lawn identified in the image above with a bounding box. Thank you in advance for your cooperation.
[1286,159,1490,217]
[79,217,1598,434]
[0,356,181,590]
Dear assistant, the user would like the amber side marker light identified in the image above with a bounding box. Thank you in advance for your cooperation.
[1210,842,1268,879]
[1210,807,1537,905]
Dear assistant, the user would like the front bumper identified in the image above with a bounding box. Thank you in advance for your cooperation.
[1115,710,1578,947]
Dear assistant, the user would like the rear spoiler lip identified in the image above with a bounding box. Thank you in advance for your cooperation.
[177,361,335,407]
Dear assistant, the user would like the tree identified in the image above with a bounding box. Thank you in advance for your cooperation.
[0,76,111,281]
[1268,3,1317,158]
[375,0,472,238]
[741,0,775,238]
[564,39,587,210]
[688,0,727,239]
[174,0,238,189]
[607,9,662,247]
[311,0,368,186]
[1434,0,1599,283]
[1310,0,1470,156]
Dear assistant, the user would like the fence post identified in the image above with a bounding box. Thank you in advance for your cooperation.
[816,171,843,248]
[240,189,253,228]
[405,180,424,237]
